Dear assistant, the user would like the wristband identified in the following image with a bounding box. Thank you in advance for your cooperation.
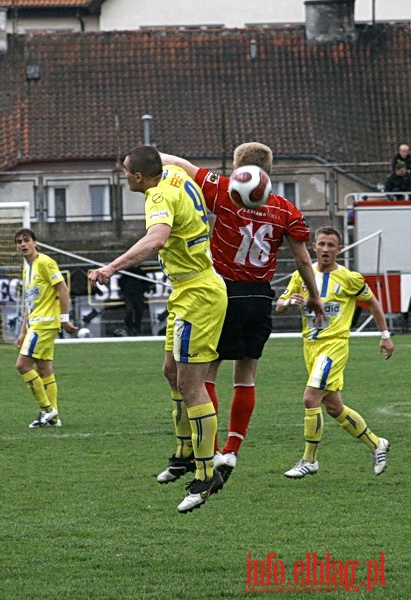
[380,330,390,339]
[283,298,291,307]
[60,314,70,323]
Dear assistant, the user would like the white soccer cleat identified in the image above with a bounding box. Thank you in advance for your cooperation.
[284,458,319,479]
[213,451,224,468]
[372,438,390,475]
[177,470,224,514]
[28,408,59,429]
[46,418,62,427]
[156,453,196,484]
[214,451,237,482]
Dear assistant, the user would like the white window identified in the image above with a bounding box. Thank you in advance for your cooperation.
[271,181,298,207]
[89,185,110,221]
[47,187,67,222]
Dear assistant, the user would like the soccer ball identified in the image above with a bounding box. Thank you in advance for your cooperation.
[228,165,272,208]
[77,327,91,338]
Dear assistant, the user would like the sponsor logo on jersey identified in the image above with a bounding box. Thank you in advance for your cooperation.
[322,301,341,316]
[187,234,209,247]
[304,302,340,317]
[149,210,169,220]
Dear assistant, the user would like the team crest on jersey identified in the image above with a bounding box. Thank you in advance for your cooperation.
[205,172,219,184]
[152,192,164,204]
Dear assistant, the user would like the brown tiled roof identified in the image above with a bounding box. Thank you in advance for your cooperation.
[0,24,410,171]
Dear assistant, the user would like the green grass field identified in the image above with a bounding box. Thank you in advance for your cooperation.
[0,335,409,600]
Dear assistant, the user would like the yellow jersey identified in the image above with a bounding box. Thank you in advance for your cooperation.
[23,253,64,329]
[145,165,212,282]
[279,263,374,340]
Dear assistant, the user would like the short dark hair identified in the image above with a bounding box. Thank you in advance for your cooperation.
[125,145,163,178]
[314,226,342,245]
[15,228,37,243]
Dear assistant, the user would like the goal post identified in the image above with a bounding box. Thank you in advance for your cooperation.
[0,202,30,343]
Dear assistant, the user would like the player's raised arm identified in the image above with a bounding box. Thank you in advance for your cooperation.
[89,224,171,285]
[159,152,200,180]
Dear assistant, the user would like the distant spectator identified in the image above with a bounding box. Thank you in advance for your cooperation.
[391,143,411,173]
[384,161,411,200]
[118,266,154,335]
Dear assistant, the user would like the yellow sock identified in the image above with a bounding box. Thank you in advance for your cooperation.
[171,390,192,459]
[335,405,379,451]
[41,375,58,413]
[303,407,324,463]
[22,369,51,410]
[187,401,217,480]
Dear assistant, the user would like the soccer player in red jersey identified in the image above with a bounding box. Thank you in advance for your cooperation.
[157,143,324,483]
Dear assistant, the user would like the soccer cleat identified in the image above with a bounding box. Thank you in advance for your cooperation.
[47,418,62,427]
[372,438,390,475]
[177,470,224,514]
[157,453,196,484]
[284,458,319,479]
[28,408,59,429]
[214,451,237,482]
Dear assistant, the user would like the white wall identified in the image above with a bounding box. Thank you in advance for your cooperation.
[6,16,99,33]
[100,0,410,30]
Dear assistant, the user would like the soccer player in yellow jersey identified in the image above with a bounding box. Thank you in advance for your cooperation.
[15,229,77,428]
[89,145,227,513]
[276,226,394,478]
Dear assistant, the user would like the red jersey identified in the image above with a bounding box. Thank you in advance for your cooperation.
[195,168,310,282]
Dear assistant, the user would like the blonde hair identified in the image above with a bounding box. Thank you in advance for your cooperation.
[233,142,273,175]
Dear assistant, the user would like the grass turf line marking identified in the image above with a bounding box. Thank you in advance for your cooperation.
[377,402,411,417]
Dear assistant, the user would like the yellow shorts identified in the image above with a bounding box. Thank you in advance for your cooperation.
[20,327,59,361]
[303,337,349,391]
[165,270,227,363]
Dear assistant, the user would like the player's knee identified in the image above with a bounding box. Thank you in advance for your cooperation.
[16,356,28,374]
[303,387,323,408]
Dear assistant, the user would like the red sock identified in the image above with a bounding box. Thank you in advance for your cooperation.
[205,380,219,452]
[223,384,256,455]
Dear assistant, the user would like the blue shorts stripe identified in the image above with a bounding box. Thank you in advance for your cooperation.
[320,356,333,389]
[179,320,192,363]
[28,331,39,357]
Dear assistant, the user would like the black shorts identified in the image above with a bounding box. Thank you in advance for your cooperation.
[217,280,275,361]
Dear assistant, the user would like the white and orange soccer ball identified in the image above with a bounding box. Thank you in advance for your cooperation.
[228,165,272,209]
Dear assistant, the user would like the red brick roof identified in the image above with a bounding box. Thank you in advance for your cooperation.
[0,24,410,171]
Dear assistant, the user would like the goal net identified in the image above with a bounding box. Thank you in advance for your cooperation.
[0,202,30,343]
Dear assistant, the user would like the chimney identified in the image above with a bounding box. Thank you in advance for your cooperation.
[305,0,356,44]
[0,8,7,54]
